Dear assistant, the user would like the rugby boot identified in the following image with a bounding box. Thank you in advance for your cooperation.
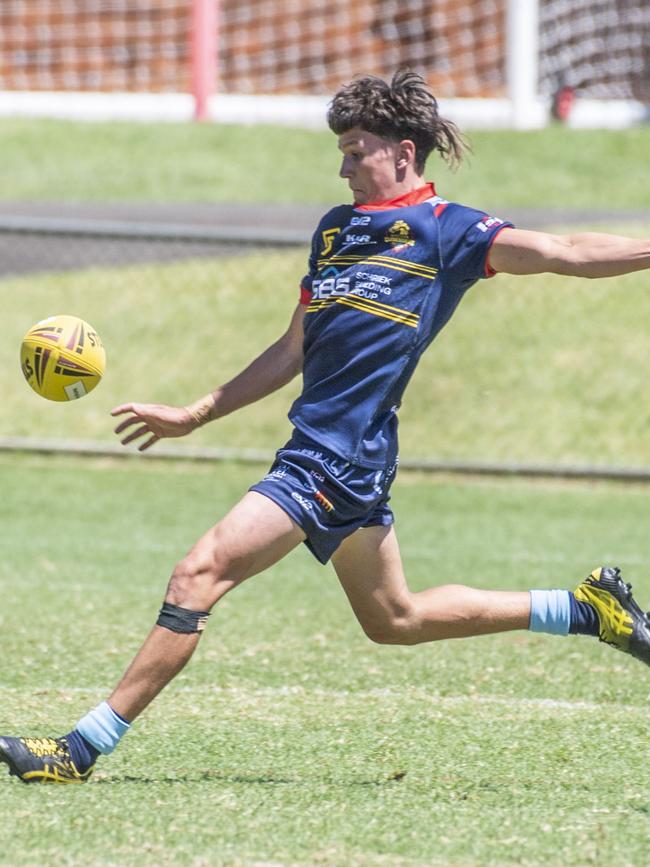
[574,567,650,666]
[0,735,94,784]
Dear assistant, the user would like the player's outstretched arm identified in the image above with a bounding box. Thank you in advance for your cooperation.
[112,303,306,451]
[489,228,650,278]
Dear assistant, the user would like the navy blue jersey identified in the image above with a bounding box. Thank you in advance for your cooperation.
[289,184,512,469]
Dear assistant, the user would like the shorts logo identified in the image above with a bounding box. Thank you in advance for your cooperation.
[384,220,415,247]
[315,490,334,513]
[291,491,313,511]
[265,463,288,481]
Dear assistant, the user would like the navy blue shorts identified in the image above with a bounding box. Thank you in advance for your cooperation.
[250,434,397,564]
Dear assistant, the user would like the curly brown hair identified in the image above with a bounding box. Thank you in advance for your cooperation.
[327,69,468,172]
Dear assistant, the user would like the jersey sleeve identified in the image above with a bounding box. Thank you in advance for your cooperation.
[436,203,514,288]
[299,278,313,305]
[299,253,316,304]
[298,222,321,304]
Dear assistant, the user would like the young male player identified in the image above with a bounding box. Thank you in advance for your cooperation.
[2,70,649,783]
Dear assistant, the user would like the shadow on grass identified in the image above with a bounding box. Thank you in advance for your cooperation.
[92,769,408,786]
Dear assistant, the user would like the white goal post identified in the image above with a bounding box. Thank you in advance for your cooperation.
[507,0,543,129]
[0,0,647,129]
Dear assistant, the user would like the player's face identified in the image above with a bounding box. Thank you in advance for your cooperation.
[338,128,406,205]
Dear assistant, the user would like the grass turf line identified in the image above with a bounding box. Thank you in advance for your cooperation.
[0,454,649,865]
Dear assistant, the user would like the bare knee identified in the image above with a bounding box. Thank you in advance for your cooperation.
[360,611,423,646]
[166,550,229,610]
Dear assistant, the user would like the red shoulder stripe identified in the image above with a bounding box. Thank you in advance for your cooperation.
[300,285,312,305]
[484,225,511,278]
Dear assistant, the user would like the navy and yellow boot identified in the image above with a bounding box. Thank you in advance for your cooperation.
[575,567,650,666]
[0,736,94,784]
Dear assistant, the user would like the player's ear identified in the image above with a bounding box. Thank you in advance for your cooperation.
[396,139,416,170]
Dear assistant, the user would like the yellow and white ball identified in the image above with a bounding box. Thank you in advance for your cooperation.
[20,315,106,401]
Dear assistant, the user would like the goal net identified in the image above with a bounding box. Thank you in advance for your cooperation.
[0,0,192,92]
[218,0,506,99]
[0,0,648,127]
[538,0,650,102]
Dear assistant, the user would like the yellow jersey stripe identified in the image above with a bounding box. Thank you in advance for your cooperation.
[316,256,365,268]
[368,255,438,276]
[343,293,420,320]
[317,255,437,279]
[317,252,438,274]
[367,262,436,280]
[334,296,418,327]
[306,296,418,328]
[307,293,419,324]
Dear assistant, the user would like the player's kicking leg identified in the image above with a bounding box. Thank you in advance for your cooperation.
[0,492,305,784]
[332,525,650,662]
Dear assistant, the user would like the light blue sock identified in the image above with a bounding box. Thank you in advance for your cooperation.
[529,589,571,636]
[76,701,131,755]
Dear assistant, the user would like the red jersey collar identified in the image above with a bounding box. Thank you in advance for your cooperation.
[355,182,437,211]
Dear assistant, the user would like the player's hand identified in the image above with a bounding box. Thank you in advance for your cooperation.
[111,402,197,451]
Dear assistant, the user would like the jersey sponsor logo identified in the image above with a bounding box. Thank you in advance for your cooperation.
[476,216,504,233]
[350,215,371,226]
[356,271,391,285]
[344,233,374,245]
[355,282,391,297]
[312,273,391,302]
[352,286,386,300]
[320,227,341,256]
[355,271,392,297]
[312,275,350,300]
[309,268,419,327]
[384,219,415,247]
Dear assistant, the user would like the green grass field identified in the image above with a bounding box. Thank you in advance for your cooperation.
[1,118,650,208]
[0,453,649,865]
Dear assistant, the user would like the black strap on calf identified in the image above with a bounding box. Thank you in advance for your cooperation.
[157,602,211,634]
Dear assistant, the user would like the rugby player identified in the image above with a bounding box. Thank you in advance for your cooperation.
[2,69,649,783]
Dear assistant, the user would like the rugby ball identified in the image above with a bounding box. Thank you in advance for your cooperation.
[20,315,106,401]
